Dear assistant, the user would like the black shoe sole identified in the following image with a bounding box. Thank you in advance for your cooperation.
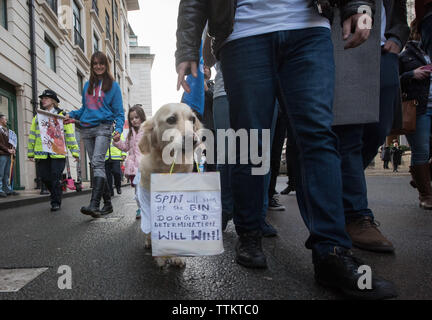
[235,256,267,269]
[352,242,395,253]
[100,208,113,216]
[81,207,98,216]
[315,277,397,300]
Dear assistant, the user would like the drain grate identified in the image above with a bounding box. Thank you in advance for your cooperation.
[90,216,123,223]
[0,268,49,292]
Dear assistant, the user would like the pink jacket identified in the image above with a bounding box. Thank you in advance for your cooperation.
[113,128,143,176]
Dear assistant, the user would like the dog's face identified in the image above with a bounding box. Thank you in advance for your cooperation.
[138,103,202,159]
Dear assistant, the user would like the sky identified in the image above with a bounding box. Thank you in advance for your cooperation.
[128,0,182,115]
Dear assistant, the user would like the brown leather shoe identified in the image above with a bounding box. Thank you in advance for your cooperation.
[346,217,395,253]
[410,164,432,210]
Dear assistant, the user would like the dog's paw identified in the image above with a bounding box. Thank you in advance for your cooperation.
[154,256,168,268]
[169,257,186,268]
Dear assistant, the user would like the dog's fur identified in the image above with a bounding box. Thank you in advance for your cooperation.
[138,103,202,268]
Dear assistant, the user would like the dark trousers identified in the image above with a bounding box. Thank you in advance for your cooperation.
[38,158,66,207]
[269,112,288,198]
[362,52,400,167]
[285,138,296,188]
[105,160,122,194]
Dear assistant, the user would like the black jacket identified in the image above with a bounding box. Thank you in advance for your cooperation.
[399,40,431,115]
[175,0,376,68]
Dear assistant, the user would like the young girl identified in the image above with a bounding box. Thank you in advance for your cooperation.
[113,104,146,219]
[67,51,124,218]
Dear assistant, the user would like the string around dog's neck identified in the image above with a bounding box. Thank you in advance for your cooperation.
[169,151,200,174]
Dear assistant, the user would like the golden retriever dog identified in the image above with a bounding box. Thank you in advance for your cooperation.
[138,103,203,268]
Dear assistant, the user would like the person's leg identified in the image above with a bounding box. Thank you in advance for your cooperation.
[49,158,66,210]
[268,110,288,203]
[112,160,122,194]
[275,28,351,258]
[0,155,7,196]
[362,52,400,168]
[220,33,279,268]
[213,95,234,231]
[105,160,114,196]
[406,113,432,209]
[333,124,394,252]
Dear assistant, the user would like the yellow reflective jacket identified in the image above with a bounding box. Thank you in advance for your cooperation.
[27,110,80,159]
[106,133,126,160]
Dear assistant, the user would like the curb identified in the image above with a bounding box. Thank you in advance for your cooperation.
[0,183,131,211]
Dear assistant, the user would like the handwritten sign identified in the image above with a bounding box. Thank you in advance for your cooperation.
[37,113,67,155]
[8,130,17,148]
[150,172,223,257]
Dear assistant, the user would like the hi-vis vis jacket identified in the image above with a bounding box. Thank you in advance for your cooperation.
[106,133,126,161]
[27,109,80,159]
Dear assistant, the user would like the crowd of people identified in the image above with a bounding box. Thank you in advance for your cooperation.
[175,0,432,300]
[8,0,430,300]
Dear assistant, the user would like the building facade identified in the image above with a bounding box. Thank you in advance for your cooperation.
[0,0,139,191]
[129,27,154,118]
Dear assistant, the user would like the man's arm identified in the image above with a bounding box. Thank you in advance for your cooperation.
[175,0,208,92]
[384,0,410,54]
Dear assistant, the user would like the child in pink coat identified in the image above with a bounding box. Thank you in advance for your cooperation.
[113,105,146,219]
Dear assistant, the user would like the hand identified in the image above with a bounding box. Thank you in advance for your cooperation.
[413,67,431,80]
[176,61,198,93]
[64,114,70,121]
[122,156,126,161]
[28,158,35,162]
[113,131,121,142]
[73,157,79,162]
[343,13,372,49]
[382,40,401,54]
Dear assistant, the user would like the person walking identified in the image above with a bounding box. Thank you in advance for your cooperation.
[66,51,124,218]
[27,90,79,211]
[0,113,18,197]
[113,104,146,219]
[400,20,432,209]
[176,0,397,299]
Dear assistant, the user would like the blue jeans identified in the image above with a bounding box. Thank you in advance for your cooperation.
[213,95,234,216]
[332,125,374,223]
[220,28,351,256]
[0,155,12,193]
[405,112,432,165]
[421,15,432,58]
[362,52,400,167]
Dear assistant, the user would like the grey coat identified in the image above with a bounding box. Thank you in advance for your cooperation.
[332,0,409,126]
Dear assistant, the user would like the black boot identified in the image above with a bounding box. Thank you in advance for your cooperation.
[314,247,397,299]
[81,176,105,218]
[100,181,113,216]
[235,230,267,269]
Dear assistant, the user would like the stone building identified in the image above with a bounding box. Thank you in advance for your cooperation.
[0,0,139,190]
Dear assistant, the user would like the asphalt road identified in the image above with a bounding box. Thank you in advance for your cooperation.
[0,175,431,300]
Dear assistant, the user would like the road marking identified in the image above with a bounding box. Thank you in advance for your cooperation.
[0,268,49,292]
[90,216,123,223]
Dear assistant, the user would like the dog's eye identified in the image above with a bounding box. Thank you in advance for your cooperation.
[166,116,177,125]
[189,116,196,124]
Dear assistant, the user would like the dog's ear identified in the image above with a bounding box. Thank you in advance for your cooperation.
[139,119,154,154]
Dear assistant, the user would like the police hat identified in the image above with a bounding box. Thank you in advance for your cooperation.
[39,89,60,103]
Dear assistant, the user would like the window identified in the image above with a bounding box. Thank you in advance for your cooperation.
[0,0,7,29]
[46,0,57,15]
[115,33,120,59]
[73,0,84,51]
[105,10,111,41]
[114,1,118,21]
[77,72,84,94]
[93,31,99,53]
[92,0,98,16]
[44,37,56,72]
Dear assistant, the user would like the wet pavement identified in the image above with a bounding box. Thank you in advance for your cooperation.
[0,174,431,300]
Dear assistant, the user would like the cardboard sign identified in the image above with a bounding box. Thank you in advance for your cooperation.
[37,113,67,155]
[8,130,17,148]
[150,172,223,257]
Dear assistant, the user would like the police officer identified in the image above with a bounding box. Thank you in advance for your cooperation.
[27,89,80,211]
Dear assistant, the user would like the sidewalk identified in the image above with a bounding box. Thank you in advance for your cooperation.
[0,182,130,211]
